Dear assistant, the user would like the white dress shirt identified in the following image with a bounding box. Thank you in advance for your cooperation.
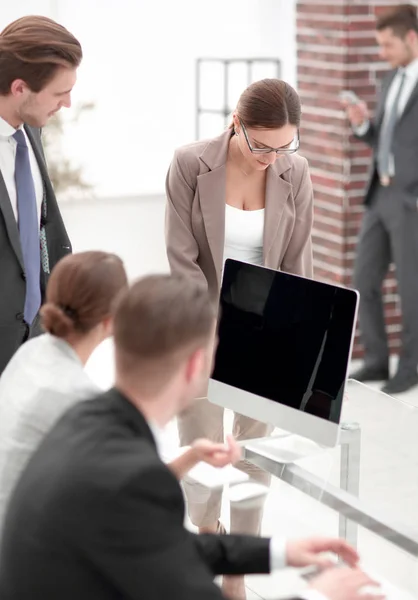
[356,57,418,176]
[150,424,328,600]
[0,115,43,225]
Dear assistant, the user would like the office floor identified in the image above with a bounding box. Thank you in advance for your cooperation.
[86,344,418,599]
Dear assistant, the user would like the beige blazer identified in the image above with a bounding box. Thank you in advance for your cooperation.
[165,129,314,302]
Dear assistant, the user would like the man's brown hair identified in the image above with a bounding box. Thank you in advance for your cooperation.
[376,4,418,37]
[113,275,215,394]
[0,15,82,95]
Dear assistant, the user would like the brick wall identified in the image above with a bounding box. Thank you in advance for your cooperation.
[296,0,416,358]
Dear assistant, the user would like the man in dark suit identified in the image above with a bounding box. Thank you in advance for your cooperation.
[0,16,82,373]
[0,275,378,600]
[345,4,418,394]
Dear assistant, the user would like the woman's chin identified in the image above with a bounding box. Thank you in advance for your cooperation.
[255,160,269,169]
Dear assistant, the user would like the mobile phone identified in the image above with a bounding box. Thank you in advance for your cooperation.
[339,90,360,105]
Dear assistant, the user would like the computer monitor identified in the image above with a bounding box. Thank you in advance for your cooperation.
[208,259,359,447]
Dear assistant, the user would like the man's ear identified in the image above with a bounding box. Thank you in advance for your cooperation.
[184,347,205,384]
[10,78,29,98]
[406,29,418,46]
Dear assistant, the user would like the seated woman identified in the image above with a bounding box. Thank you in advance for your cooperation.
[0,251,128,534]
[0,251,240,538]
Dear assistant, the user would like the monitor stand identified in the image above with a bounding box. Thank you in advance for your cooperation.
[244,431,325,464]
[243,421,361,548]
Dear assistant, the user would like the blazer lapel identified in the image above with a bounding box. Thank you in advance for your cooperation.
[197,168,226,280]
[375,70,397,128]
[399,77,418,123]
[0,171,25,271]
[0,126,51,273]
[24,126,50,185]
[263,156,292,267]
[198,131,231,288]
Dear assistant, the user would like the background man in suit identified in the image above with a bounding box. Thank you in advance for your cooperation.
[345,4,418,394]
[0,15,82,373]
[0,274,380,600]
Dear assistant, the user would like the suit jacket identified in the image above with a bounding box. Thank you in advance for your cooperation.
[0,125,71,373]
[356,69,418,207]
[165,130,314,303]
[0,388,301,600]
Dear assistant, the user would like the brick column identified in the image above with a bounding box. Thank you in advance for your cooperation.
[296,0,413,358]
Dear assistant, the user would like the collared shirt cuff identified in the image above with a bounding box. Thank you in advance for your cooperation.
[353,119,370,136]
[269,537,287,571]
[299,591,329,600]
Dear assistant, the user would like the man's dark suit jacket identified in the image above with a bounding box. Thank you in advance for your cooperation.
[356,69,418,207]
[0,388,301,600]
[0,125,71,373]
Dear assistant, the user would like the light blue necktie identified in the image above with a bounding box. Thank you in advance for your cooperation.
[13,129,41,325]
[377,69,406,179]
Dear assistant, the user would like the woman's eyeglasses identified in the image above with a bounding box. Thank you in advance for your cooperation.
[239,120,300,155]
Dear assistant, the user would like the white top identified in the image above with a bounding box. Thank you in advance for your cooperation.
[0,115,43,224]
[223,204,264,266]
[0,334,99,539]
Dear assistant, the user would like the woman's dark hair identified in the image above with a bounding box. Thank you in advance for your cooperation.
[40,251,128,338]
[230,78,301,130]
[0,15,82,95]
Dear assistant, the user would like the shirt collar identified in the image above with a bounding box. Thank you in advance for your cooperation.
[148,420,166,457]
[401,57,418,80]
[0,115,21,138]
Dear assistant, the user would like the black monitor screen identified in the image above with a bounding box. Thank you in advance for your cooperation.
[211,260,358,424]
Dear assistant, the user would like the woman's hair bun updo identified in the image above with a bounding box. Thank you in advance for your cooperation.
[39,251,128,340]
[40,303,75,337]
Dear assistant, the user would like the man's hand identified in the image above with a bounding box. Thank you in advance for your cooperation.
[309,567,385,600]
[191,435,241,468]
[286,537,359,569]
[342,99,369,128]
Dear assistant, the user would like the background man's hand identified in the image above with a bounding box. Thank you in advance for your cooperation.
[342,99,369,127]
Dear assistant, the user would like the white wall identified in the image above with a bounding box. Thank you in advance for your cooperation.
[60,195,169,282]
[1,0,296,197]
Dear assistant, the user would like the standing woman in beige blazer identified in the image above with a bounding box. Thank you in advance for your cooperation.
[165,79,314,599]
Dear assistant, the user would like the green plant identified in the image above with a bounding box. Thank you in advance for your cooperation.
[42,101,95,197]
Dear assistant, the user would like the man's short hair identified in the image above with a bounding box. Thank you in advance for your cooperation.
[376,4,418,37]
[0,15,82,95]
[113,275,215,394]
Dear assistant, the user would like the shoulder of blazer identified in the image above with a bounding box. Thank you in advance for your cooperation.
[172,130,232,180]
[171,140,206,188]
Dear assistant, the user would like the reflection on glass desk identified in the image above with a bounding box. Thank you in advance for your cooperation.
[243,380,418,595]
[342,379,418,533]
[240,380,418,600]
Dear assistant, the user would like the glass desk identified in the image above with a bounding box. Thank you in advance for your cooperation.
[243,379,418,568]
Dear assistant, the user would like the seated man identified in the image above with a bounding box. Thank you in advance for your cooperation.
[0,275,379,600]
[0,250,240,541]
